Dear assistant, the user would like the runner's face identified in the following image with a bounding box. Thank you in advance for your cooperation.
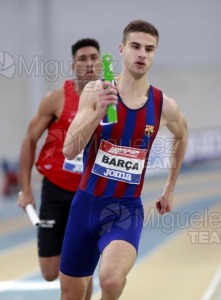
[73,46,102,81]
[119,32,157,78]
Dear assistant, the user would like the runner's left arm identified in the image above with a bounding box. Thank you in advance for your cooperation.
[156,94,188,214]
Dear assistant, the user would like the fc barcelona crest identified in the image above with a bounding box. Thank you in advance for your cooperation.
[145,125,154,137]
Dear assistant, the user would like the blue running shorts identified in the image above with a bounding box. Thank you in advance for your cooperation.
[60,188,144,277]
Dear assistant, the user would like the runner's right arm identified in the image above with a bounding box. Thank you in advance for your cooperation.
[63,80,118,160]
[18,91,62,209]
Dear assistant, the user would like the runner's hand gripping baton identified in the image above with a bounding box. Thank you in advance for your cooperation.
[19,191,41,227]
[102,54,118,123]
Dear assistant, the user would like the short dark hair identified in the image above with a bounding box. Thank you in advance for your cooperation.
[71,38,100,57]
[122,20,159,44]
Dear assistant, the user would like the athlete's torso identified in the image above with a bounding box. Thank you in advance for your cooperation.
[36,80,83,191]
[80,85,163,198]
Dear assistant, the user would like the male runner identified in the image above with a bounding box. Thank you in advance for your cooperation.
[60,20,188,300]
[18,38,101,299]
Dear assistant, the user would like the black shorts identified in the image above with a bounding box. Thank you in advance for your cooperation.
[37,177,76,257]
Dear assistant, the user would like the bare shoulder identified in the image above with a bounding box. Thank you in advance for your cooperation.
[39,87,64,118]
[161,93,180,124]
[160,93,187,137]
[24,87,66,141]
[46,87,64,101]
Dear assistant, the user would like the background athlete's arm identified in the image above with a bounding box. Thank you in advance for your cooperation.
[63,80,118,160]
[18,91,62,209]
[156,94,188,214]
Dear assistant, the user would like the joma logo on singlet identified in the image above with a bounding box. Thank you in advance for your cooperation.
[101,155,139,171]
[103,168,132,181]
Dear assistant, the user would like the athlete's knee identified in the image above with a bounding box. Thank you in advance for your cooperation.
[39,256,60,281]
[99,272,126,296]
[42,269,58,281]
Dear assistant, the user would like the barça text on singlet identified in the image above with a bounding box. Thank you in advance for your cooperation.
[92,140,147,184]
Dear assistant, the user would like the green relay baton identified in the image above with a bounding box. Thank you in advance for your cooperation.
[102,54,118,124]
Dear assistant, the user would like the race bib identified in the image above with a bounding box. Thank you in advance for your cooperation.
[63,152,83,173]
[92,140,147,184]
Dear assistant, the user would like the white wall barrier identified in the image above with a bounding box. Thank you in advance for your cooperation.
[184,127,221,164]
[146,127,221,177]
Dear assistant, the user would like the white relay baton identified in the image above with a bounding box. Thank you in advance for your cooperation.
[19,191,41,227]
[25,204,41,227]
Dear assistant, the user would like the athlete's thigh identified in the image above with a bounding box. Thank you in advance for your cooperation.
[39,255,60,273]
[99,240,137,279]
[60,189,100,277]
